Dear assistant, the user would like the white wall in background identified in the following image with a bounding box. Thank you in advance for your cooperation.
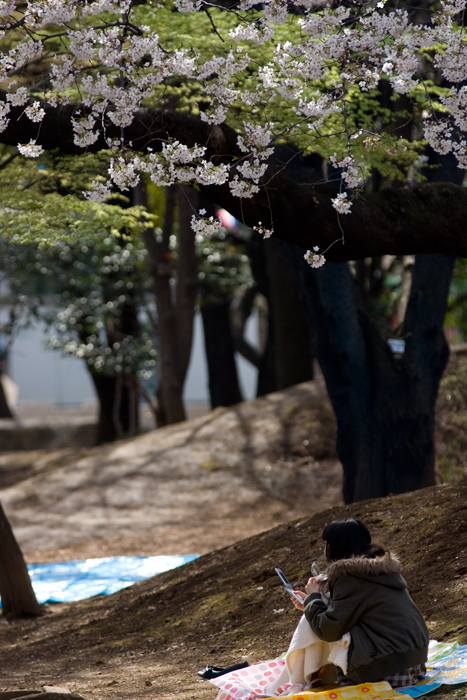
[9,325,95,405]
[9,310,259,405]
[185,309,258,402]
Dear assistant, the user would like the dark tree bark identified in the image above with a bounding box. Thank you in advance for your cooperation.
[246,234,277,396]
[244,233,314,395]
[200,293,243,408]
[231,285,262,370]
[89,373,138,444]
[287,247,454,502]
[176,186,199,386]
[284,148,462,502]
[2,99,467,260]
[140,185,184,425]
[0,502,41,619]
[136,184,198,426]
[264,237,314,389]
[78,299,140,444]
[0,375,13,419]
[0,352,14,418]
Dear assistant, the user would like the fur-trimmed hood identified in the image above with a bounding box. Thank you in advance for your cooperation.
[326,551,406,589]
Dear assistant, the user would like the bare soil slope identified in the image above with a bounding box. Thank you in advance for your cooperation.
[2,481,467,700]
[1,354,467,564]
[0,380,340,563]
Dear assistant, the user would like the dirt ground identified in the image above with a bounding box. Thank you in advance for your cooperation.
[3,360,467,700]
[0,379,340,563]
[2,482,467,700]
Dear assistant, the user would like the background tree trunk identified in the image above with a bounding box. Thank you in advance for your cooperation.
[245,232,314,396]
[79,298,140,444]
[246,233,276,396]
[0,375,13,418]
[264,237,314,389]
[200,292,243,408]
[90,373,139,444]
[286,248,454,502]
[283,143,463,503]
[137,184,198,426]
[175,186,199,390]
[0,502,41,619]
[0,351,14,418]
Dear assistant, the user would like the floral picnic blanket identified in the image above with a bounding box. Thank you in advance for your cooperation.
[211,641,467,700]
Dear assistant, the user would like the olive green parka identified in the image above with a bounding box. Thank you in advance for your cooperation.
[304,551,429,684]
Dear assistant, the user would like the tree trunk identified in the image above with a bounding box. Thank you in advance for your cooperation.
[284,145,462,503]
[231,285,262,369]
[200,293,243,408]
[265,237,314,389]
[245,233,276,396]
[78,299,140,445]
[0,374,13,418]
[90,373,139,444]
[176,185,199,387]
[139,186,185,425]
[137,184,198,426]
[0,502,41,619]
[245,233,314,395]
[287,246,454,502]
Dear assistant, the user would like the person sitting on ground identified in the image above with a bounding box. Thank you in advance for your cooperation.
[292,518,429,688]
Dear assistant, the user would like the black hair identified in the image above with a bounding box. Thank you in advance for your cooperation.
[322,519,387,562]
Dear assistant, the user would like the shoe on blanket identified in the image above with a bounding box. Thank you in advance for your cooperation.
[197,661,249,679]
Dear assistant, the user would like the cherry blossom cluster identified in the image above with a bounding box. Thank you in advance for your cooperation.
[331,192,352,215]
[190,210,224,238]
[252,222,274,239]
[304,247,326,269]
[0,0,466,243]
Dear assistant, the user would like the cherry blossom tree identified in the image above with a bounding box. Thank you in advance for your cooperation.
[0,0,467,502]
[0,0,466,260]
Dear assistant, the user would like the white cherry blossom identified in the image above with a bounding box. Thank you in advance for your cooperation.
[0,0,465,265]
[331,192,352,215]
[304,247,326,268]
[18,139,44,157]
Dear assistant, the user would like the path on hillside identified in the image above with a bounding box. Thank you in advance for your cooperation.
[0,380,342,563]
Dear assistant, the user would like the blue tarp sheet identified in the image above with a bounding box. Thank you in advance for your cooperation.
[1,555,199,606]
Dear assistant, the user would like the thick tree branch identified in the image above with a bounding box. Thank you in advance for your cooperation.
[2,100,467,260]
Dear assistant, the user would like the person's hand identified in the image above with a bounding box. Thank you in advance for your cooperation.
[305,576,321,595]
[291,590,306,611]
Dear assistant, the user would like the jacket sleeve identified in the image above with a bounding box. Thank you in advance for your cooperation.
[304,576,368,642]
